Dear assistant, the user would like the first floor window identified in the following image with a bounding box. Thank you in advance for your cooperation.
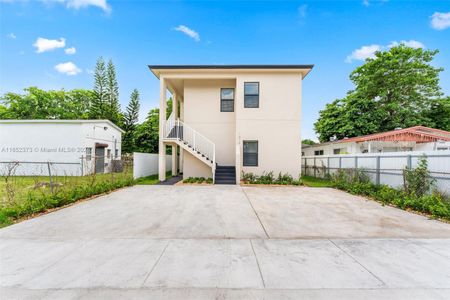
[221,88,234,112]
[243,141,258,166]
[115,149,119,158]
[86,147,92,161]
[107,149,111,159]
[314,150,324,156]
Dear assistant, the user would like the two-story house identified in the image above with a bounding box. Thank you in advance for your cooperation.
[149,65,313,184]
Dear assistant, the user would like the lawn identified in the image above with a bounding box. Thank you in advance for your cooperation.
[301,175,334,187]
[135,171,172,185]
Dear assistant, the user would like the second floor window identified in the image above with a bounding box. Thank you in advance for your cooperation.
[221,88,234,112]
[244,82,259,108]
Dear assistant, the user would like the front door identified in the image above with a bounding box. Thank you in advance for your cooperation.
[95,147,105,173]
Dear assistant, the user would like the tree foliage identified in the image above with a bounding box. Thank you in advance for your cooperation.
[314,45,447,142]
[105,59,121,125]
[0,87,94,119]
[122,89,140,153]
[90,56,108,120]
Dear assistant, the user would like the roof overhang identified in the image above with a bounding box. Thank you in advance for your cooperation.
[148,64,314,79]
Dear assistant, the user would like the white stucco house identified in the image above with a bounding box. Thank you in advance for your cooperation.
[149,64,313,184]
[0,120,123,176]
[303,126,450,156]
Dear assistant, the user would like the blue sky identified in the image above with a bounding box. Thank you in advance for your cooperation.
[1,0,449,140]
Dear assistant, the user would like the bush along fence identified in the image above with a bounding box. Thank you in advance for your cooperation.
[302,151,450,194]
[0,155,134,227]
[303,154,450,221]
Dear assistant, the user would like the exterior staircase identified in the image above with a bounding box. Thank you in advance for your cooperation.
[163,114,216,182]
[215,166,236,184]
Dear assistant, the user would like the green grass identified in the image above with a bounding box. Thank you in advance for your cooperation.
[135,171,172,185]
[0,169,135,228]
[301,175,334,187]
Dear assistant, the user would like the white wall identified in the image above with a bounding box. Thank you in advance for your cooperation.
[0,121,122,176]
[133,152,172,179]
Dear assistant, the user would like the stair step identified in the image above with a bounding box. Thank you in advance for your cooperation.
[215,180,236,184]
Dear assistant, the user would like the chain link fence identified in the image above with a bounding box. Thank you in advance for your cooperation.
[302,151,450,195]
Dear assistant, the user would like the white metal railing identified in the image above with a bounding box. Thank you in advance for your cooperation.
[163,118,216,181]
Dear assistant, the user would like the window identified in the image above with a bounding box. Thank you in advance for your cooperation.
[333,148,345,154]
[86,147,92,161]
[220,88,234,112]
[115,149,119,158]
[107,149,111,159]
[314,150,324,156]
[244,82,259,108]
[243,141,258,166]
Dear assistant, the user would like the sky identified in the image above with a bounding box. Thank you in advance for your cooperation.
[1,0,449,141]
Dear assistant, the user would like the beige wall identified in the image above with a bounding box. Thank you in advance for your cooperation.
[183,151,213,178]
[236,73,303,178]
[184,79,236,167]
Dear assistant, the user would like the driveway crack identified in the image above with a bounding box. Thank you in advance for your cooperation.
[141,240,170,287]
[250,239,266,288]
[242,187,270,239]
[328,239,386,287]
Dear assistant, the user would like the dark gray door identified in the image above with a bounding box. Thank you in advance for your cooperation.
[95,147,105,173]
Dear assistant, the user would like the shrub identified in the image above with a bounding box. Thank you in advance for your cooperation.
[403,155,435,197]
[241,171,301,185]
[182,177,212,184]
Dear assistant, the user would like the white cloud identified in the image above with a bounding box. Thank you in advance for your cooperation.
[298,4,307,18]
[7,33,16,39]
[388,40,425,49]
[65,0,111,13]
[65,47,76,54]
[362,0,370,6]
[1,0,111,13]
[33,37,66,53]
[346,44,381,63]
[346,40,425,63]
[174,25,200,42]
[431,12,450,30]
[54,62,81,75]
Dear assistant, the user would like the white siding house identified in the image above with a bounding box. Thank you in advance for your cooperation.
[0,120,123,176]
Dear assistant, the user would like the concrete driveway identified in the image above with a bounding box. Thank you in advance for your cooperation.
[1,185,450,299]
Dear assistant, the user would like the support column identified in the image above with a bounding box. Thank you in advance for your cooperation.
[159,78,167,181]
[179,97,184,173]
[171,93,178,176]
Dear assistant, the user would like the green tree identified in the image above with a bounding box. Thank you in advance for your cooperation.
[302,139,316,145]
[314,45,445,142]
[133,98,172,154]
[122,89,140,153]
[90,57,107,119]
[0,87,94,120]
[427,97,450,131]
[105,59,121,125]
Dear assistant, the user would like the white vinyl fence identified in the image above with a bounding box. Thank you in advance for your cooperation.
[302,151,450,194]
[133,152,172,179]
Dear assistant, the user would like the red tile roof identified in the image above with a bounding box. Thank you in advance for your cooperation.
[336,126,450,144]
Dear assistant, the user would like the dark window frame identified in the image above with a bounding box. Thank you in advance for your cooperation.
[244,82,260,108]
[314,150,324,156]
[86,147,92,161]
[243,140,258,167]
[220,88,235,112]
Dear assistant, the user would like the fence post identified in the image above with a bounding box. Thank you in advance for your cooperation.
[305,158,308,176]
[313,157,316,177]
[376,156,380,185]
[339,156,342,171]
[47,162,54,194]
[80,156,84,176]
[327,156,330,177]
[407,154,412,170]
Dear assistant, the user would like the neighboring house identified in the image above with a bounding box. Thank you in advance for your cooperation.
[0,120,123,175]
[149,64,313,184]
[303,126,450,156]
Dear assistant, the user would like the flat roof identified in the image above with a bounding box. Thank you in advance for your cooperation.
[0,119,124,133]
[148,64,314,78]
